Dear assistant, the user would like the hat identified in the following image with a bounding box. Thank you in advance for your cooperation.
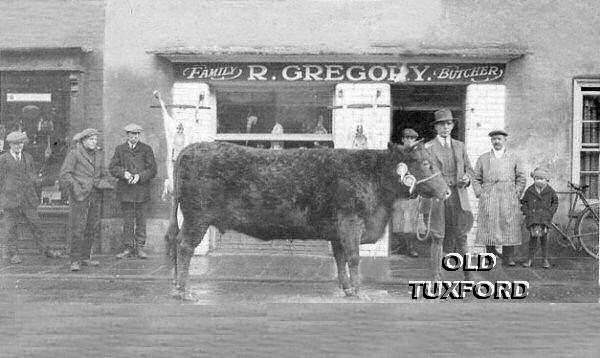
[531,167,550,180]
[73,128,99,142]
[124,123,143,133]
[489,129,508,137]
[401,128,419,138]
[6,131,28,144]
[432,109,456,124]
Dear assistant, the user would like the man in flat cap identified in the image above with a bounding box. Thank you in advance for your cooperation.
[391,128,421,257]
[60,128,113,271]
[473,129,526,266]
[424,109,474,281]
[109,124,157,259]
[0,132,63,264]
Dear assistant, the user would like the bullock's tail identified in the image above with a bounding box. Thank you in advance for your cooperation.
[165,148,185,283]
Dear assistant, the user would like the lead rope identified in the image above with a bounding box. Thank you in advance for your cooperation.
[415,196,434,242]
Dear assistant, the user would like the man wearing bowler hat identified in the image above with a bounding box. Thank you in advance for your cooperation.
[0,131,63,264]
[424,109,475,281]
[472,129,526,266]
[109,124,157,259]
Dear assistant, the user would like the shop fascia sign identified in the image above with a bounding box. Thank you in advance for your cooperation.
[174,63,505,83]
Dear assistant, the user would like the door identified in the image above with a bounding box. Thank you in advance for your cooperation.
[0,72,70,202]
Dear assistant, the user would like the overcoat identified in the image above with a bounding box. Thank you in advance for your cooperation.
[424,138,473,212]
[520,184,559,228]
[0,151,39,209]
[472,150,526,246]
[59,143,113,202]
[109,142,157,203]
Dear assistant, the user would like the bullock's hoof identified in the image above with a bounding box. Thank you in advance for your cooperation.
[357,292,372,302]
[343,288,358,297]
[169,287,184,299]
[181,292,198,302]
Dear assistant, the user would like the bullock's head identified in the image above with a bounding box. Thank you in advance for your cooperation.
[387,142,450,200]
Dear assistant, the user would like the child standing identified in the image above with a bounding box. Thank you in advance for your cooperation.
[520,168,559,268]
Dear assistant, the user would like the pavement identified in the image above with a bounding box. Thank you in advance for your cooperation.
[2,253,599,357]
[0,252,597,302]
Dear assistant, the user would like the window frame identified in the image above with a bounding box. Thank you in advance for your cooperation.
[572,78,600,199]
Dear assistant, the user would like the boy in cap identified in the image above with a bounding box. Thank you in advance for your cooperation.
[109,124,157,259]
[391,128,420,256]
[60,128,113,271]
[0,131,63,264]
[520,167,559,268]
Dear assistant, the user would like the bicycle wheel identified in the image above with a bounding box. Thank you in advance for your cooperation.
[576,206,599,259]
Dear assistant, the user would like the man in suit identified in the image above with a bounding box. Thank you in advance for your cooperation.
[0,131,63,264]
[60,128,114,271]
[424,109,475,281]
[109,124,157,259]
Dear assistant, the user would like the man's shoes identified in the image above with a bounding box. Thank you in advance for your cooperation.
[542,259,551,269]
[10,255,22,265]
[44,249,64,259]
[408,249,419,258]
[70,261,81,271]
[81,259,100,267]
[507,259,516,267]
[136,249,148,259]
[522,259,533,268]
[116,249,133,259]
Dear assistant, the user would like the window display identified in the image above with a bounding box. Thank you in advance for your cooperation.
[215,85,333,149]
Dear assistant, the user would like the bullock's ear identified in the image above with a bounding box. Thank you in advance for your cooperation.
[409,139,424,151]
[387,142,405,153]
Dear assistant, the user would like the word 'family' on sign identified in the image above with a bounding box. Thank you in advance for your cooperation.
[175,63,506,83]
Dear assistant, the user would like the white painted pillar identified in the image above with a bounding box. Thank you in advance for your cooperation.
[169,82,218,255]
[464,84,506,252]
[333,83,392,257]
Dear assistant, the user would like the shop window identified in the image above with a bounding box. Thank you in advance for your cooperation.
[214,84,334,148]
[0,72,70,205]
[573,80,600,199]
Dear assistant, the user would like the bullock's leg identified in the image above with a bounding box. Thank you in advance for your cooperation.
[175,219,208,301]
[164,197,181,296]
[428,200,446,281]
[430,237,444,281]
[336,214,362,297]
[330,240,351,294]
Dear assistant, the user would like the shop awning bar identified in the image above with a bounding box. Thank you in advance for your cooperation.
[148,45,529,63]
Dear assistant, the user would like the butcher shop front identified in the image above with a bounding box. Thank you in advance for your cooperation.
[151,51,514,256]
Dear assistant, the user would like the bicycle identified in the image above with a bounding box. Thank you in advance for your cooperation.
[549,182,599,259]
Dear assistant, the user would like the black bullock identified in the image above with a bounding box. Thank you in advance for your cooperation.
[165,141,449,299]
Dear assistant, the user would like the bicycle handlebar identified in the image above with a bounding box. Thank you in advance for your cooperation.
[568,181,589,192]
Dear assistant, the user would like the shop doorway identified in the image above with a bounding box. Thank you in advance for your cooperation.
[390,85,466,145]
[389,84,466,257]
